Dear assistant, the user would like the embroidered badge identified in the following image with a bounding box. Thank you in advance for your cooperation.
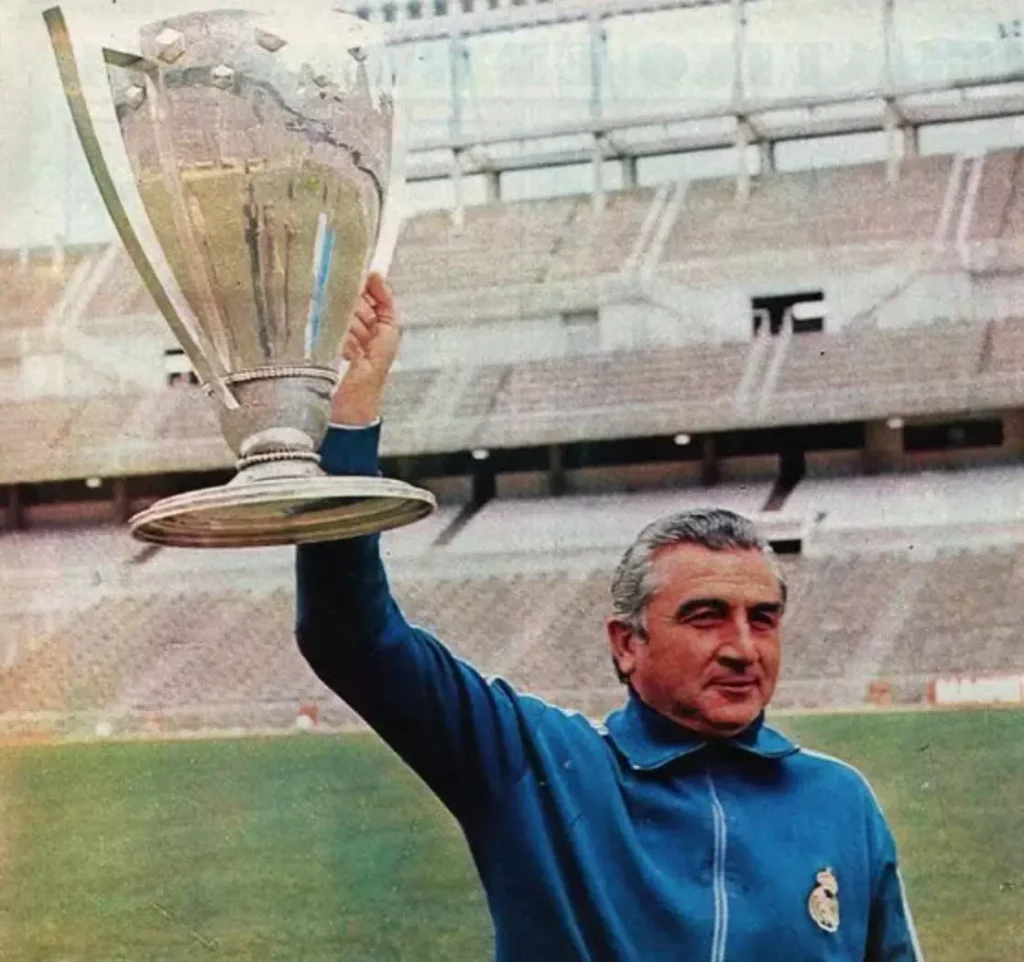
[808,867,840,933]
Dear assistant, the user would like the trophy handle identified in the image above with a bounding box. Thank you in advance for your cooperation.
[369,178,404,277]
[43,6,239,411]
[368,69,408,278]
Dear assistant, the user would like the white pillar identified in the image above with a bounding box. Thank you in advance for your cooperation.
[52,235,66,274]
[732,0,750,206]
[736,120,753,205]
[588,12,604,121]
[882,0,896,91]
[448,28,466,228]
[622,155,638,189]
[592,135,606,214]
[903,125,919,159]
[484,169,501,202]
[451,150,465,229]
[881,0,901,187]
[883,100,901,186]
[732,0,747,105]
[589,12,606,213]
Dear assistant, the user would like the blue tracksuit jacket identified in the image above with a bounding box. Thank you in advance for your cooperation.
[295,422,924,962]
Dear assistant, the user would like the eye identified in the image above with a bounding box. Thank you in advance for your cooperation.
[750,610,780,631]
[685,611,723,628]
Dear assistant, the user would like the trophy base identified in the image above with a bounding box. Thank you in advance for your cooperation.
[128,474,436,548]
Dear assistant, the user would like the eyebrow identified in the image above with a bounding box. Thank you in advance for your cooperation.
[675,599,728,620]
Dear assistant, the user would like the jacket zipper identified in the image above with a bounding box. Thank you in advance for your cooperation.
[706,771,729,962]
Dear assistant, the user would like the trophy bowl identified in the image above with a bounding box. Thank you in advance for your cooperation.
[43,0,436,547]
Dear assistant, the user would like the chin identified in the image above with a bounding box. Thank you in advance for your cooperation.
[704,699,764,733]
[704,715,755,735]
[677,705,760,738]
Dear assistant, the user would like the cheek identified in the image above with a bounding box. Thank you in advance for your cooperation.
[643,633,711,680]
[759,636,782,674]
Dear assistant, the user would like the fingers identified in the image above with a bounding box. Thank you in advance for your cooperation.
[353,293,377,326]
[351,306,376,338]
[364,271,396,322]
[346,314,373,356]
[346,291,379,353]
[340,332,363,363]
[340,273,398,362]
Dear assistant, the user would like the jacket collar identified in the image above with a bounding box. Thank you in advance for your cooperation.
[604,690,799,771]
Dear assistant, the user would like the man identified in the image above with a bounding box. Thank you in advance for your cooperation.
[295,274,923,961]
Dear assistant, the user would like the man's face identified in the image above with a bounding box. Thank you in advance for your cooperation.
[608,543,784,738]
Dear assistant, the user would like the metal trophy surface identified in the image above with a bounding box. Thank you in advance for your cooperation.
[43,1,436,547]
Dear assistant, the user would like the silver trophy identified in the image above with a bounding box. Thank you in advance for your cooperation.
[44,1,435,547]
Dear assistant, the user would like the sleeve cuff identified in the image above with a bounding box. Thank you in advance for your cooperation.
[320,421,382,477]
[328,418,382,430]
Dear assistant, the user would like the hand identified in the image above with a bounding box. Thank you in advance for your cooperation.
[331,272,401,426]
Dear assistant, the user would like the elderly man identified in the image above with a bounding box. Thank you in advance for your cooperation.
[295,274,923,961]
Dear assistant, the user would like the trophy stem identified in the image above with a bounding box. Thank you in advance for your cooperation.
[210,368,337,475]
[232,453,324,483]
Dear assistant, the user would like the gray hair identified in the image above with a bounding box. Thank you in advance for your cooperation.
[610,508,786,665]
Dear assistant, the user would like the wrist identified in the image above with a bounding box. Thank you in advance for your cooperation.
[331,380,384,427]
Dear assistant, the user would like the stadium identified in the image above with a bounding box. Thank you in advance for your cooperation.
[1,0,1023,958]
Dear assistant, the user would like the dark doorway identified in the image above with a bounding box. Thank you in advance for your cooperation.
[752,290,825,336]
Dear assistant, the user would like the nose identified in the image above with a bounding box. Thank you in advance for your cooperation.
[718,612,758,668]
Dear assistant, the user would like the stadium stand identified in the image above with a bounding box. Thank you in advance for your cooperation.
[761,321,991,424]
[476,343,751,445]
[546,187,662,282]
[784,467,1024,551]
[22,151,1015,334]
[2,542,1023,731]
[0,523,134,571]
[0,248,91,329]
[968,150,1018,242]
[6,317,1018,486]
[77,246,154,329]
[983,316,1024,377]
[389,197,586,296]
[5,463,1024,734]
[882,546,1024,677]
[447,485,772,556]
[6,110,1024,734]
[4,148,1024,486]
[661,157,950,262]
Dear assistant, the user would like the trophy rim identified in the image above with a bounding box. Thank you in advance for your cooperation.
[129,475,436,548]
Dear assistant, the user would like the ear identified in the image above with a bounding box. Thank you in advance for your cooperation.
[607,617,643,680]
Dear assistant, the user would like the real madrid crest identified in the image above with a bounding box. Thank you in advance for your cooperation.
[807,867,840,933]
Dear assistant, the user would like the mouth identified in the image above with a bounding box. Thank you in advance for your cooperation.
[711,679,758,698]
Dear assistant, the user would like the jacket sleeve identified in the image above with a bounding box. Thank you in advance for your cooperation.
[865,799,925,961]
[295,423,529,823]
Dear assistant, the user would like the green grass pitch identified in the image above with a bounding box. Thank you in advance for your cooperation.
[0,708,1020,961]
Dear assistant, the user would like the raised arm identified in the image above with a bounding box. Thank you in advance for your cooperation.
[295,274,530,823]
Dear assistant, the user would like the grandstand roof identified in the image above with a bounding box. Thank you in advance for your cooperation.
[407,74,1024,182]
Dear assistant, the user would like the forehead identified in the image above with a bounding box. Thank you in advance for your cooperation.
[649,543,782,605]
